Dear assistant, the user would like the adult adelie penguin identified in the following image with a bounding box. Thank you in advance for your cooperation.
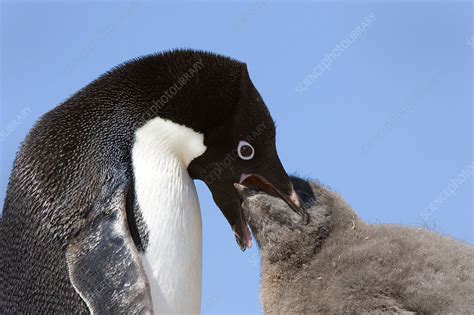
[0,50,304,314]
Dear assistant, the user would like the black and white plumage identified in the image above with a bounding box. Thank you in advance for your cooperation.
[0,50,302,313]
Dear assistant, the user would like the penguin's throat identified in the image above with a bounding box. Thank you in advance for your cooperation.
[131,117,207,314]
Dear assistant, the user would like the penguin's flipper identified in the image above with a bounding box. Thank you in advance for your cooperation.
[66,183,153,315]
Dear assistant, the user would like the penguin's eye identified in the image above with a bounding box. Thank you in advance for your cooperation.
[237,141,255,160]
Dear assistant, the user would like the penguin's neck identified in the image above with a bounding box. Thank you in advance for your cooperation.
[131,117,207,314]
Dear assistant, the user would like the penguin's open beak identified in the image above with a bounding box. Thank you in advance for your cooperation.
[233,173,308,249]
[238,174,301,210]
[188,151,306,251]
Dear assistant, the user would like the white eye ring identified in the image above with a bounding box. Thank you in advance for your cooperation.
[237,141,255,160]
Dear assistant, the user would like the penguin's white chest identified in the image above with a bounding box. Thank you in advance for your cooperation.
[132,117,207,314]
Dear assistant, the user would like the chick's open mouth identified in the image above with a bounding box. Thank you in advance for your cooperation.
[235,173,285,250]
[234,173,307,250]
[235,173,288,249]
[233,175,261,250]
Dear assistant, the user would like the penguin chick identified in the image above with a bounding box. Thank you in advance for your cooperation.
[236,177,474,314]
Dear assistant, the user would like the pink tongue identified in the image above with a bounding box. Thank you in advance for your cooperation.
[244,226,253,248]
[237,174,253,248]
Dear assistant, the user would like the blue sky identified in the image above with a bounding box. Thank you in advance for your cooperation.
[1,1,472,314]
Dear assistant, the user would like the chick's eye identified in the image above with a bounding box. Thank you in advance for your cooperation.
[237,141,255,160]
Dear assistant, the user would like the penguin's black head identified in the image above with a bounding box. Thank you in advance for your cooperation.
[188,63,306,251]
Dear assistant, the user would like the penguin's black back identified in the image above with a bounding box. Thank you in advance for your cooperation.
[0,50,246,313]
